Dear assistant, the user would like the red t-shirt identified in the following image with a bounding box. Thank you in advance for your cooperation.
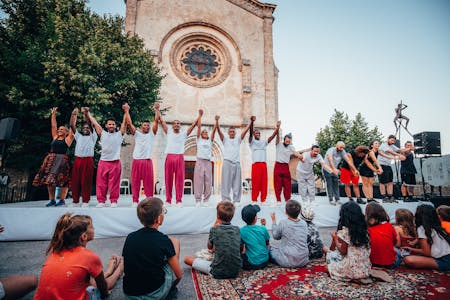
[368,222,398,266]
[34,246,103,300]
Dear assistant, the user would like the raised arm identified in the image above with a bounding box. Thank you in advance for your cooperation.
[50,107,58,139]
[275,128,280,145]
[69,108,78,134]
[124,104,136,135]
[81,107,93,131]
[243,115,255,141]
[120,103,128,135]
[267,120,281,144]
[159,115,168,134]
[152,103,160,134]
[196,110,202,138]
[215,115,223,141]
[211,119,217,141]
[87,111,103,136]
[187,109,203,136]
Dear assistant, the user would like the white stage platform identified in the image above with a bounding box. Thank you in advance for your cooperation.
[0,194,422,241]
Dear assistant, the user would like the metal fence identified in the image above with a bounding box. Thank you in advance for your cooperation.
[0,183,28,203]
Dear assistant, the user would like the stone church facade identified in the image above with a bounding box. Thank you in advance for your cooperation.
[123,0,279,195]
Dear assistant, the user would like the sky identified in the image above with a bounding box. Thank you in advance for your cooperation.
[87,0,450,154]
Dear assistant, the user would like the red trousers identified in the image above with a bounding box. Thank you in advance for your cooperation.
[71,157,94,203]
[165,154,185,204]
[251,162,268,202]
[131,159,154,202]
[274,162,292,201]
[96,160,121,203]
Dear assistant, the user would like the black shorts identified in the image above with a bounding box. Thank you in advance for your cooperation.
[401,173,416,185]
[379,165,393,184]
[359,164,375,178]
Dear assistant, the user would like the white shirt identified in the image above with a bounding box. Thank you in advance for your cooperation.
[276,143,295,163]
[378,143,399,166]
[296,152,324,175]
[197,137,212,160]
[417,226,450,258]
[74,130,97,157]
[165,128,187,154]
[100,130,123,161]
[133,130,155,159]
[223,136,242,163]
[250,139,268,163]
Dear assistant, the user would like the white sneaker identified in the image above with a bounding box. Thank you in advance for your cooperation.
[95,203,105,208]
[175,203,183,208]
[131,202,138,208]
[81,203,89,208]
[202,202,209,207]
[276,201,283,206]
[69,202,81,207]
[111,203,118,208]
[195,202,200,208]
[234,202,241,207]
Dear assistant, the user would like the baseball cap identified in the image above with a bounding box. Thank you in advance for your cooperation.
[300,206,315,222]
[241,204,261,224]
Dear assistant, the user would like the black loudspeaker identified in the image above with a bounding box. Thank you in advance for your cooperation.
[413,131,441,155]
[0,118,21,141]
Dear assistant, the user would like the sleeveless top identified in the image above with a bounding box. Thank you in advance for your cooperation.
[50,139,68,154]
[341,151,364,170]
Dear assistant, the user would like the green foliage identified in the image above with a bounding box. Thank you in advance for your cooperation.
[0,0,162,170]
[315,109,384,176]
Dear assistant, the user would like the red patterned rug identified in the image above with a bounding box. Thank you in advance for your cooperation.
[192,259,450,299]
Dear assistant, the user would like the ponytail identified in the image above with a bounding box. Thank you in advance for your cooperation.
[46,213,91,255]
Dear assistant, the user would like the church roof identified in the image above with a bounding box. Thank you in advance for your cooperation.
[226,0,276,18]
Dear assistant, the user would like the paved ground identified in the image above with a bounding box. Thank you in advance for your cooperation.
[0,228,334,299]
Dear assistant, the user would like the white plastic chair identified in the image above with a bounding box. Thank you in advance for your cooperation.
[242,180,251,194]
[184,179,193,194]
[120,178,130,194]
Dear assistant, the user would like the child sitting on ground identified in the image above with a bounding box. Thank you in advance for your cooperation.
[240,204,270,269]
[394,208,418,256]
[436,205,450,234]
[324,201,371,282]
[300,205,324,259]
[122,197,182,299]
[184,200,243,278]
[34,213,123,299]
[366,202,400,268]
[403,204,450,271]
[270,200,309,268]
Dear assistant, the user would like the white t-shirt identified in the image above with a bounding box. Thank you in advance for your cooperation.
[165,128,187,154]
[133,130,155,159]
[223,136,242,163]
[74,130,97,157]
[417,226,450,258]
[378,143,399,166]
[100,130,123,161]
[197,137,212,160]
[276,143,295,163]
[296,152,324,175]
[250,139,268,163]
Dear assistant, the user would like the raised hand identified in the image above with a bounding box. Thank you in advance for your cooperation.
[250,115,256,122]
[276,120,281,128]
[122,103,130,112]
[50,107,58,114]
[153,103,160,111]
[72,108,79,115]
[215,115,220,121]
[199,109,204,116]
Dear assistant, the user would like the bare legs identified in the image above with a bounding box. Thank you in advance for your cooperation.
[361,176,374,199]
[0,275,38,300]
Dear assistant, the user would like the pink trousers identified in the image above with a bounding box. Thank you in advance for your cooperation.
[96,160,121,203]
[165,154,184,204]
[131,159,154,202]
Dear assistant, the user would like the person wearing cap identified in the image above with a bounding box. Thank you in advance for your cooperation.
[274,130,303,204]
[240,204,270,270]
[300,205,324,259]
[249,120,280,204]
[269,200,309,268]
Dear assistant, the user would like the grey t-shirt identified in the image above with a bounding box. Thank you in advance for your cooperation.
[296,152,324,176]
[270,218,309,267]
[209,224,242,278]
[378,143,399,166]
[323,147,347,168]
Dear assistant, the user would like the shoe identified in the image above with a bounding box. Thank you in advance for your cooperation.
[69,202,80,207]
[357,198,366,204]
[367,198,376,203]
[370,269,394,283]
[234,202,241,207]
[201,202,209,207]
[335,199,342,205]
[81,203,90,208]
[55,200,66,207]
[96,203,105,208]
[329,200,336,206]
[131,202,138,208]
[389,196,398,203]
[382,196,390,203]
[276,201,283,206]
[111,202,118,208]
[166,202,172,207]
[175,203,183,208]
[348,197,355,202]
[195,202,200,208]
[46,200,56,207]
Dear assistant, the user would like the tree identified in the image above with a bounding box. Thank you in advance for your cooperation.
[0,0,162,171]
[316,109,384,161]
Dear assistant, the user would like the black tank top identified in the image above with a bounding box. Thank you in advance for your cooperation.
[341,150,365,170]
[50,139,68,154]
